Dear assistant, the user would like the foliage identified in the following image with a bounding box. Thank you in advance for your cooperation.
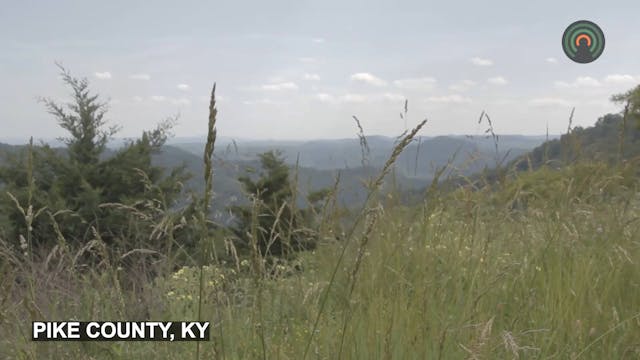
[0,67,191,262]
[611,84,640,128]
[229,150,317,258]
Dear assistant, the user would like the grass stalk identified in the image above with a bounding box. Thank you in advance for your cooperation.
[196,83,218,360]
[302,118,428,359]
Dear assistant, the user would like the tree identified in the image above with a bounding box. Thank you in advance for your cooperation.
[0,67,190,254]
[612,84,640,128]
[42,66,120,168]
[229,151,315,258]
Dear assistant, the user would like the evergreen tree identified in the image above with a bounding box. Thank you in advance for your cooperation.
[0,67,190,253]
[229,151,315,257]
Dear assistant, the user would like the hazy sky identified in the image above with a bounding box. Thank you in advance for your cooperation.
[1,0,639,141]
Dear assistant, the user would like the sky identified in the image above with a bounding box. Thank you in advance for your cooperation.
[1,0,639,141]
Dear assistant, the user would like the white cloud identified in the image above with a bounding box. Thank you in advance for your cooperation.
[575,77,601,87]
[470,57,493,66]
[382,93,405,102]
[556,74,639,89]
[449,80,477,92]
[529,97,571,107]
[94,72,112,80]
[171,97,191,106]
[132,96,143,102]
[393,77,437,89]
[177,84,191,91]
[350,72,387,87]
[313,93,336,103]
[303,73,321,81]
[546,57,558,64]
[312,38,325,44]
[150,96,166,102]
[340,93,368,103]
[129,73,150,80]
[243,99,286,106]
[554,76,601,88]
[261,82,299,91]
[426,94,472,104]
[313,92,400,104]
[604,74,638,85]
[487,76,508,85]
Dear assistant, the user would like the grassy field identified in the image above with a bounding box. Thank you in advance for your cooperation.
[1,157,639,359]
[2,87,640,359]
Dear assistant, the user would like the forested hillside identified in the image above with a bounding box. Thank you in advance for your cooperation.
[514,112,640,170]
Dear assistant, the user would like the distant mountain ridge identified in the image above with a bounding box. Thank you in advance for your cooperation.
[170,135,550,178]
[0,134,551,222]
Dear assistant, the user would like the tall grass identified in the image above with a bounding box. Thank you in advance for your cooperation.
[1,95,640,360]
[195,82,219,359]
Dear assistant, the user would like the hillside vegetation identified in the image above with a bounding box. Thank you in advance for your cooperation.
[1,72,639,359]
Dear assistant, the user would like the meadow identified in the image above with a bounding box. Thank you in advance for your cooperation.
[1,84,640,359]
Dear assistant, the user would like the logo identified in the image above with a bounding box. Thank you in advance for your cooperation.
[562,20,605,64]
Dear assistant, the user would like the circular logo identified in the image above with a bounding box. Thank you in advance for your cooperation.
[562,20,605,64]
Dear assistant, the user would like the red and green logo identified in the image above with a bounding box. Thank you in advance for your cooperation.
[562,20,605,64]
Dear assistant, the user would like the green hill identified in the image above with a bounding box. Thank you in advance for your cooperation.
[510,113,640,172]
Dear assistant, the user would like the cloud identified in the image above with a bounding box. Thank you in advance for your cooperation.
[350,72,387,87]
[170,97,191,106]
[426,94,472,104]
[393,77,437,89]
[529,97,571,107]
[94,72,112,79]
[340,93,368,103]
[470,57,493,66]
[546,57,558,64]
[130,73,150,80]
[604,74,639,85]
[312,92,402,104]
[261,82,299,91]
[556,75,639,89]
[132,96,143,102]
[487,76,508,85]
[313,93,336,103]
[177,84,191,91]
[449,80,477,92]
[574,77,601,87]
[303,73,321,81]
[312,38,325,44]
[382,93,405,102]
[243,99,286,106]
[148,95,191,105]
[554,76,601,88]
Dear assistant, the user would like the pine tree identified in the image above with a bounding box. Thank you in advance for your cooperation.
[229,151,315,257]
[0,67,189,252]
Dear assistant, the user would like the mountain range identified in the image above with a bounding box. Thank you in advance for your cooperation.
[0,135,552,222]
